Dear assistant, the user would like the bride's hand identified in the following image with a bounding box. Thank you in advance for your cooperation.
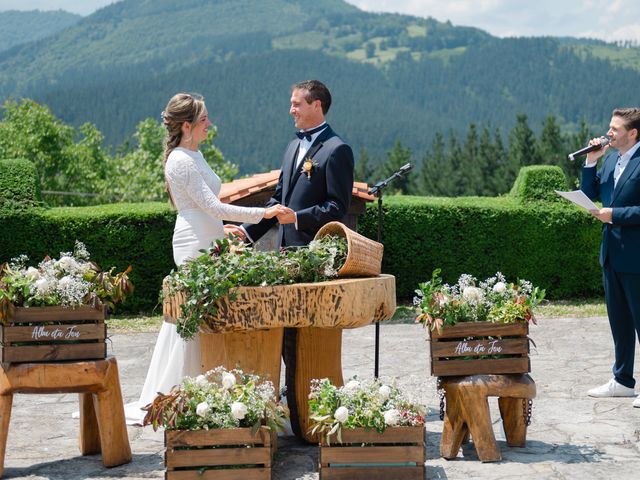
[223,224,245,240]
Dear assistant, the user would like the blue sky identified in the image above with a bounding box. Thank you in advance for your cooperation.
[2,0,639,42]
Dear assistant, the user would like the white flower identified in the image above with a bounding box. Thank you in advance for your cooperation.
[34,277,54,295]
[343,380,361,394]
[222,372,236,390]
[438,295,449,307]
[58,275,74,289]
[195,375,208,387]
[56,256,79,273]
[492,282,507,294]
[25,267,40,281]
[378,385,392,401]
[462,286,484,304]
[231,401,248,420]
[383,409,401,426]
[196,402,210,418]
[334,406,349,423]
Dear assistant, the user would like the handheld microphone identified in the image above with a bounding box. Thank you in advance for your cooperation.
[568,137,610,161]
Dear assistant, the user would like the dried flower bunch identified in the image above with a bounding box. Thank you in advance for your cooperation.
[414,268,545,332]
[308,377,426,444]
[164,234,348,340]
[143,367,289,433]
[0,240,133,321]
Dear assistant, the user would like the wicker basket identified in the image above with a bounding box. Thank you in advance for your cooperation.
[314,221,383,277]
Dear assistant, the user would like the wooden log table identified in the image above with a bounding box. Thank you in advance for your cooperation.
[164,274,396,442]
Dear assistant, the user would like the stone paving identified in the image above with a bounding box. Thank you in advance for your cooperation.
[3,316,640,479]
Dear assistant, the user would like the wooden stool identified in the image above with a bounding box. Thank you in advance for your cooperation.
[440,373,536,462]
[0,356,132,476]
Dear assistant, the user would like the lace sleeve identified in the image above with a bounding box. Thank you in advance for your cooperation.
[167,154,265,224]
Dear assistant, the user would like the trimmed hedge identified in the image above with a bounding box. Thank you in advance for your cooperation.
[0,159,42,209]
[510,165,568,203]
[0,203,175,312]
[357,195,602,299]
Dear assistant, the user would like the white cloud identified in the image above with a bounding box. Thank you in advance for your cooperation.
[348,0,640,42]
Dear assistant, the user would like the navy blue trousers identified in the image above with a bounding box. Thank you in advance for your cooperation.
[603,265,640,388]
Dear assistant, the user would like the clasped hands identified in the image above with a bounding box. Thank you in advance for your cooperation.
[223,204,296,241]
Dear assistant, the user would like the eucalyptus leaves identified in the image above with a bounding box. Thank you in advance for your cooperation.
[164,234,348,340]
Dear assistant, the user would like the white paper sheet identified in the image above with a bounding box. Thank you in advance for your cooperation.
[554,190,599,211]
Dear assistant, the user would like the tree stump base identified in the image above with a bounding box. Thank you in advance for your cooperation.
[440,373,536,462]
[0,356,131,477]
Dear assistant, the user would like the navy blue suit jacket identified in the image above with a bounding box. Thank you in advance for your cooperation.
[581,148,640,273]
[243,125,354,247]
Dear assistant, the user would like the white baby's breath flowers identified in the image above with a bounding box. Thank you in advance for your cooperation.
[383,409,401,426]
[195,375,208,387]
[342,380,361,394]
[231,401,248,420]
[221,372,236,390]
[334,406,349,423]
[196,402,210,418]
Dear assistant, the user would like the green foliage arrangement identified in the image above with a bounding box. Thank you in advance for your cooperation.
[165,235,348,340]
[143,367,289,433]
[414,269,544,332]
[308,377,426,444]
[0,241,133,322]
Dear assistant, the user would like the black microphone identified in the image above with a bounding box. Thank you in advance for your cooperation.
[567,137,610,161]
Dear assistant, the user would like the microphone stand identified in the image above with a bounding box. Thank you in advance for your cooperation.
[367,163,412,379]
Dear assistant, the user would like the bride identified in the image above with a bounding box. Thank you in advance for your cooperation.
[125,93,290,424]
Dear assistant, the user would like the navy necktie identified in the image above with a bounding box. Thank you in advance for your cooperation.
[296,124,327,141]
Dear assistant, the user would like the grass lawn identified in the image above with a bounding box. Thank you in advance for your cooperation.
[108,298,607,333]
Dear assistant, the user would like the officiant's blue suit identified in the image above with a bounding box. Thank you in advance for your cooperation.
[581,148,640,388]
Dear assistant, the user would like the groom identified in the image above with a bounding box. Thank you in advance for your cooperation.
[241,79,354,435]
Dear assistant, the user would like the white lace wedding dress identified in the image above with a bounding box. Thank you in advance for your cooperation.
[124,147,264,425]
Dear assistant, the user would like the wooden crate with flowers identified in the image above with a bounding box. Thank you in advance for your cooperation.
[309,378,426,480]
[144,367,288,480]
[0,241,133,363]
[415,270,544,377]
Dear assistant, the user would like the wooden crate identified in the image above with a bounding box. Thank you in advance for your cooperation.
[0,305,106,363]
[165,427,275,480]
[429,321,530,376]
[319,427,425,480]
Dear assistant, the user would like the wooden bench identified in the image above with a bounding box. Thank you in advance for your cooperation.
[440,373,536,462]
[0,356,131,476]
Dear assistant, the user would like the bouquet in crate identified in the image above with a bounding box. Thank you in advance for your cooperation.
[414,269,544,333]
[143,366,289,432]
[0,240,133,320]
[308,377,425,444]
[144,367,289,479]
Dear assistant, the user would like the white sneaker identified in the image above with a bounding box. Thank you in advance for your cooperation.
[587,378,636,398]
[633,397,640,408]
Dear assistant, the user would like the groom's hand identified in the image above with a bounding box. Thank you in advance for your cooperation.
[277,208,296,224]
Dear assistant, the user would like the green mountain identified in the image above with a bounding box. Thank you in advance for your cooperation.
[1,0,638,173]
[0,10,81,53]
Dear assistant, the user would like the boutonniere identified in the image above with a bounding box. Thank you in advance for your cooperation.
[301,157,318,179]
